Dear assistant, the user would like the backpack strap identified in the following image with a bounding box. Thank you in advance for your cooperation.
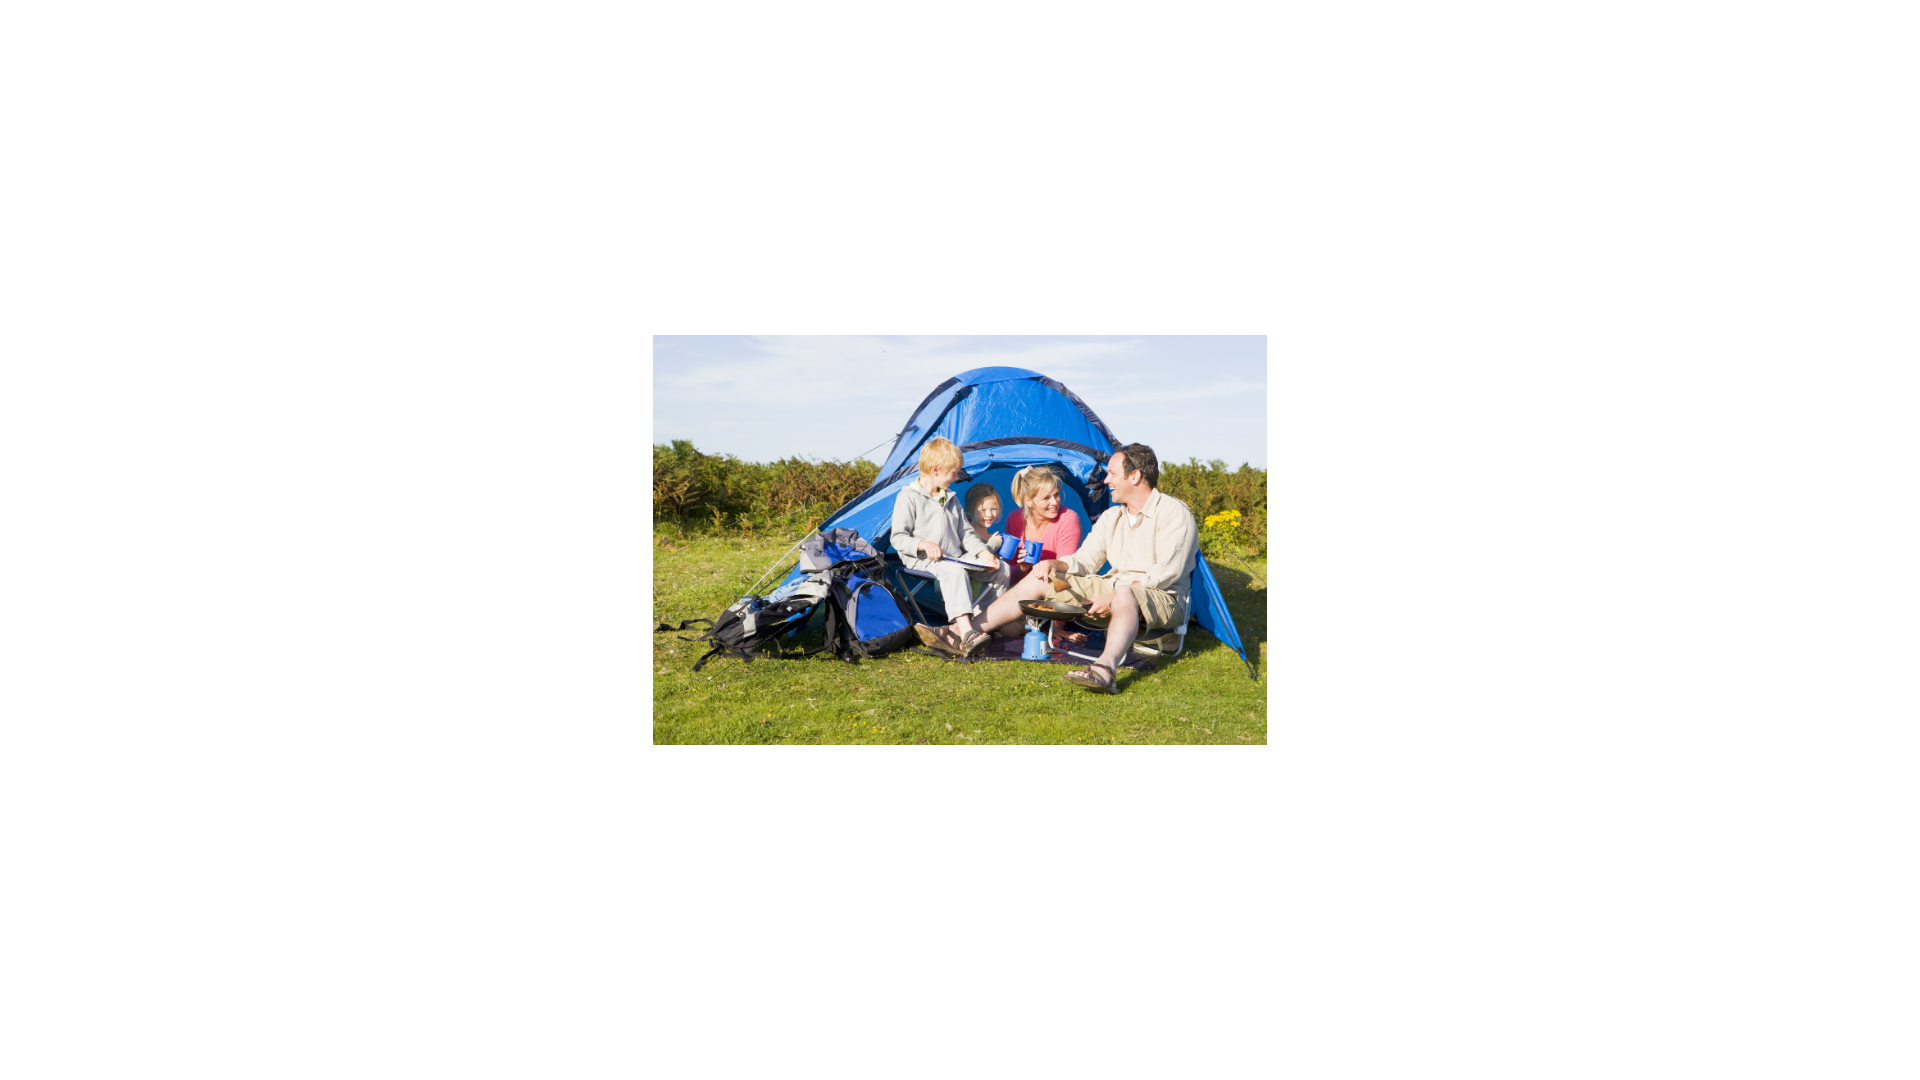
[691,637,829,673]
[819,591,861,664]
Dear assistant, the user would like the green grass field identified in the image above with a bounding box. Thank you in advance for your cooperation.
[652,532,1268,744]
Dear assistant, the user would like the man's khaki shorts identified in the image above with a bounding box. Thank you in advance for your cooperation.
[1048,573,1183,632]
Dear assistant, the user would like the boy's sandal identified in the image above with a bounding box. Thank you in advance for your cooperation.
[915,623,972,659]
[1065,661,1119,694]
[958,629,991,656]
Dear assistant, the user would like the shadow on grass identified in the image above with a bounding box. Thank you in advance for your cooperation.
[1170,561,1266,679]
[1204,563,1268,646]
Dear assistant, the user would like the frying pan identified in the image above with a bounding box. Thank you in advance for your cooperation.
[1019,599,1087,620]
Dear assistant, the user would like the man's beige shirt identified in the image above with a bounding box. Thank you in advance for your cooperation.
[1057,488,1200,624]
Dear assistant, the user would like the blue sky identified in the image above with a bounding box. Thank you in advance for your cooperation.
[653,335,1268,468]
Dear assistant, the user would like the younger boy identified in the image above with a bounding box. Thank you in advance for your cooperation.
[889,437,1009,657]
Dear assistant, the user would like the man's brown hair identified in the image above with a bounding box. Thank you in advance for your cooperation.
[1115,443,1159,489]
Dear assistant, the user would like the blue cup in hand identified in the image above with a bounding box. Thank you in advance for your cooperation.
[1022,538,1043,564]
[997,532,1020,561]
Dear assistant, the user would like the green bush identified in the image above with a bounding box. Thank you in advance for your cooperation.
[1159,458,1267,558]
[653,441,879,536]
[653,442,1267,558]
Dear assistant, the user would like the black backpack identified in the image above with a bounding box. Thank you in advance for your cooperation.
[660,529,915,671]
[664,576,831,673]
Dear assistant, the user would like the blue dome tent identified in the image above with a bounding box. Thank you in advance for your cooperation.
[770,366,1258,679]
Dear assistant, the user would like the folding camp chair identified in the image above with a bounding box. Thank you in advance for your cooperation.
[884,553,989,625]
[1130,623,1187,659]
[1042,612,1187,661]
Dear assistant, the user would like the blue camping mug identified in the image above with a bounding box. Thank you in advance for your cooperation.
[997,532,1020,561]
[1021,538,1043,564]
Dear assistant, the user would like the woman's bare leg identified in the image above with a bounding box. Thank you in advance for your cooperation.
[977,573,1054,635]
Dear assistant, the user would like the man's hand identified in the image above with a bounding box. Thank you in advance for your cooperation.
[919,541,943,562]
[1038,560,1069,591]
[1085,592,1115,617]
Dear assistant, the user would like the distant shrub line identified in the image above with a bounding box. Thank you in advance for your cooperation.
[652,441,878,537]
[653,441,1265,556]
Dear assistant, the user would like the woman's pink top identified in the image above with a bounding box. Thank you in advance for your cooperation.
[1004,508,1083,589]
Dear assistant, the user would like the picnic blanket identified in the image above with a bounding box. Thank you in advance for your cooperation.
[912,629,1157,671]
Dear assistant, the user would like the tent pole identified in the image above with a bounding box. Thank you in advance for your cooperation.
[741,527,819,598]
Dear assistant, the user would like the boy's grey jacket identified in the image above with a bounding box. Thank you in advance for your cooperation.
[890,480,990,564]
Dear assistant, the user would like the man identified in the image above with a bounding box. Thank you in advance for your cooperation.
[975,443,1197,693]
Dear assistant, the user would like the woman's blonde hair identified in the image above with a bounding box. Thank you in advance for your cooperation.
[917,436,962,476]
[1010,465,1062,517]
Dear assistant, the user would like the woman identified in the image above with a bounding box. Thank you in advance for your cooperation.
[991,466,1084,638]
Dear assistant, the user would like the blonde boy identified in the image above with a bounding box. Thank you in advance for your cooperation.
[889,437,1009,657]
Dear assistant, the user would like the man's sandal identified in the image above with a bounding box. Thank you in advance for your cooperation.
[1065,661,1119,694]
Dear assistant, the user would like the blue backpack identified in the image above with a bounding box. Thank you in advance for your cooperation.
[801,529,915,662]
[822,565,915,661]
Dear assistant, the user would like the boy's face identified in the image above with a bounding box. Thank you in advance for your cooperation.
[923,464,961,491]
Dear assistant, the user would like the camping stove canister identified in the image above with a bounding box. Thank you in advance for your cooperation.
[1021,622,1050,661]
